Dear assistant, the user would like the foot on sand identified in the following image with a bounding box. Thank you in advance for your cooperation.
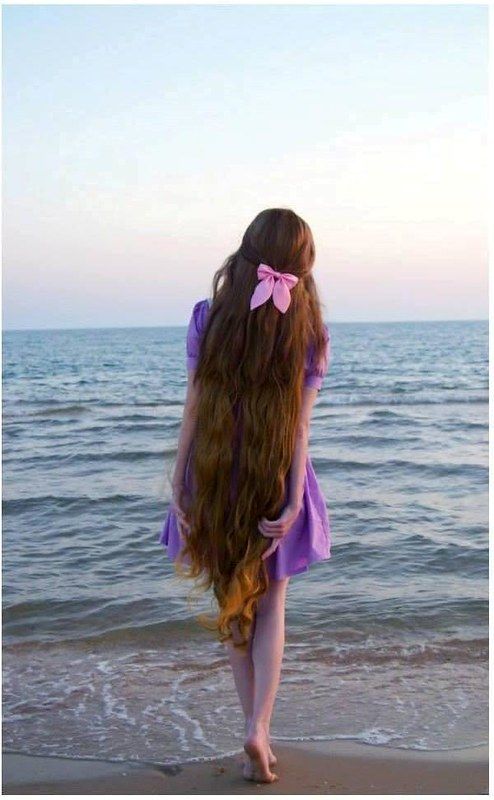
[243,719,277,767]
[243,723,279,783]
[244,746,277,766]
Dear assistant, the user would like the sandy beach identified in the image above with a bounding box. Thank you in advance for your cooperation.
[2,740,488,795]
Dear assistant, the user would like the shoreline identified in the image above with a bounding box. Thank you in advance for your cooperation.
[2,740,488,795]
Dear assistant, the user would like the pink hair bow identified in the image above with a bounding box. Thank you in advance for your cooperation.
[249,263,299,314]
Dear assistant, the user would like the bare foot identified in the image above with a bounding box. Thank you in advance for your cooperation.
[243,746,276,769]
[242,749,276,780]
[244,719,277,768]
[243,722,279,783]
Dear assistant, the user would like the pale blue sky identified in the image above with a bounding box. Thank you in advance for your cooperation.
[3,4,488,330]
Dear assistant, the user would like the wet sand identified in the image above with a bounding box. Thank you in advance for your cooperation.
[2,740,488,795]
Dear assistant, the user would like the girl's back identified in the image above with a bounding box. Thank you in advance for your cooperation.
[160,208,331,645]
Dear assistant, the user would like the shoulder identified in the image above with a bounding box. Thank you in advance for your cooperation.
[191,297,210,314]
[188,298,211,336]
[186,298,211,364]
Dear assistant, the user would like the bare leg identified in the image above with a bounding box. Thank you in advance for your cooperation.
[244,576,289,782]
[224,618,254,722]
[223,618,277,780]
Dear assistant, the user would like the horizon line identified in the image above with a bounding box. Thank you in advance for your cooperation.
[2,318,488,334]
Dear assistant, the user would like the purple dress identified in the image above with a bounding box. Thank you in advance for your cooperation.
[159,298,332,580]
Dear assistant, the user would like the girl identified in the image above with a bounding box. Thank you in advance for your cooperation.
[159,208,331,783]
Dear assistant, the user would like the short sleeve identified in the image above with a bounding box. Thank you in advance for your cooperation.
[186,299,209,370]
[304,324,330,391]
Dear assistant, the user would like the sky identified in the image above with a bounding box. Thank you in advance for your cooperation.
[2,4,488,330]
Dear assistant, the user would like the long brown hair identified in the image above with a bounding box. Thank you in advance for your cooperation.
[175,208,327,651]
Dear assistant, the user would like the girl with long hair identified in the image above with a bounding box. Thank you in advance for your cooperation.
[159,208,331,783]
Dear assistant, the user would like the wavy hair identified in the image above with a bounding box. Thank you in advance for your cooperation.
[175,208,328,651]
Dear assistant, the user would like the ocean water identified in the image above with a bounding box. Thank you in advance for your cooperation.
[2,319,488,764]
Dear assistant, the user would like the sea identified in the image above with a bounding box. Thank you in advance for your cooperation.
[2,319,488,765]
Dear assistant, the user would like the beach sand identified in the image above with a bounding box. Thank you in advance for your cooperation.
[2,740,488,795]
